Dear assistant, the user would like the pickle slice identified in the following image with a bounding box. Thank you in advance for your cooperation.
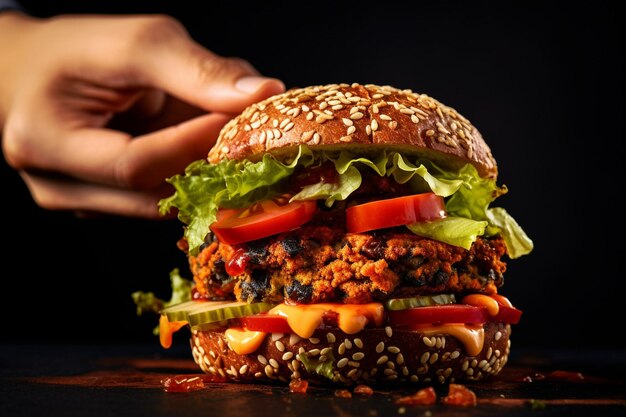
[384,294,456,310]
[187,301,275,328]
[161,300,231,323]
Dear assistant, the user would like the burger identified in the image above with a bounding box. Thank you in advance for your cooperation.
[149,83,533,386]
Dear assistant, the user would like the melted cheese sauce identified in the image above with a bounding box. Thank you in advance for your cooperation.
[462,294,500,316]
[414,324,485,356]
[268,303,384,338]
[159,315,188,349]
[224,328,267,354]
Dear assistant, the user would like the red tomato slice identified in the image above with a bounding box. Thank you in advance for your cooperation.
[346,193,446,233]
[239,314,292,333]
[493,305,523,324]
[211,199,318,245]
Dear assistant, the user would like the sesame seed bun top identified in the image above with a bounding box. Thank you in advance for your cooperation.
[208,83,497,178]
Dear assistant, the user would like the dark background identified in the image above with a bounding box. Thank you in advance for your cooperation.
[2,1,624,349]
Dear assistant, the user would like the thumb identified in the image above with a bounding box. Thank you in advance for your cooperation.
[138,29,285,113]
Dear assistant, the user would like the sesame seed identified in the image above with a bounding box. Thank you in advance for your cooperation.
[279,118,290,128]
[292,360,300,371]
[275,341,285,352]
[328,100,341,106]
[411,115,419,124]
[332,104,344,110]
[420,352,430,364]
[326,333,336,343]
[422,337,435,347]
[438,375,446,384]
[495,331,502,341]
[282,352,294,361]
[352,352,365,361]
[309,338,320,344]
[350,107,359,114]
[292,371,301,379]
[275,104,285,110]
[387,346,400,354]
[376,355,388,365]
[354,338,363,349]
[254,372,263,378]
[239,364,248,375]
[324,110,333,116]
[302,104,310,112]
[269,359,280,369]
[376,342,385,353]
[315,115,327,124]
[402,366,409,376]
[386,361,395,369]
[308,349,320,356]
[436,107,444,118]
[348,361,360,368]
[372,93,384,99]
[371,119,378,131]
[284,122,295,132]
[301,130,314,141]
[385,326,393,337]
[372,104,379,114]
[347,125,356,135]
[342,118,354,126]
[383,369,397,376]
[319,355,328,362]
[495,349,501,357]
[260,115,269,124]
[321,347,332,356]
[435,338,442,349]
[221,146,229,154]
[389,121,398,129]
[479,360,488,369]
[244,124,251,131]
[272,129,281,139]
[450,351,460,359]
[319,102,328,110]
[370,368,378,376]
[350,112,364,120]
[337,358,349,368]
[264,365,274,377]
[466,368,474,376]
[429,353,439,364]
[266,130,274,141]
[487,347,493,360]
[347,369,359,378]
[471,359,478,367]
[366,125,372,135]
[344,339,353,349]
[257,355,268,365]
[340,135,352,142]
[400,108,414,115]
[306,112,314,121]
[410,375,419,383]
[380,114,392,121]
[289,334,301,345]
[338,342,346,355]
[425,129,435,136]
[397,353,405,365]
[251,120,261,129]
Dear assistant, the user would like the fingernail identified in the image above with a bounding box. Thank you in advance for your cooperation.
[235,76,269,94]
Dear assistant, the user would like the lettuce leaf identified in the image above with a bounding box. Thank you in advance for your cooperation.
[406,217,488,250]
[131,268,193,316]
[487,207,534,258]
[160,145,532,257]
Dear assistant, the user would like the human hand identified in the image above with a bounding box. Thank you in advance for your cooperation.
[0,12,284,218]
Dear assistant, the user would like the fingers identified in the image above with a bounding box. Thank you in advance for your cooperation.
[121,16,285,113]
[20,171,173,219]
[4,112,231,190]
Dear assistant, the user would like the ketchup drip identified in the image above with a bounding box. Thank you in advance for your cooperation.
[226,248,250,276]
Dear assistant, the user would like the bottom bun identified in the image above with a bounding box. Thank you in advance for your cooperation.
[190,323,511,386]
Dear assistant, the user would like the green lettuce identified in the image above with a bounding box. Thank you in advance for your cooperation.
[298,351,335,380]
[132,268,193,315]
[487,207,534,258]
[160,145,532,256]
[407,217,488,250]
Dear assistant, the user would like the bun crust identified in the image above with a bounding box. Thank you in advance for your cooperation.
[208,83,497,178]
[190,323,511,386]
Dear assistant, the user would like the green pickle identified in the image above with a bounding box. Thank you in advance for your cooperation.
[384,294,456,310]
[161,300,275,329]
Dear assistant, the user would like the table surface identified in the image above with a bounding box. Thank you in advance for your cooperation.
[1,344,624,417]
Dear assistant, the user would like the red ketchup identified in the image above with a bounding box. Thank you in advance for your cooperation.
[226,248,250,276]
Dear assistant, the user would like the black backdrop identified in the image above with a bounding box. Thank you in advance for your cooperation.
[3,1,624,348]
